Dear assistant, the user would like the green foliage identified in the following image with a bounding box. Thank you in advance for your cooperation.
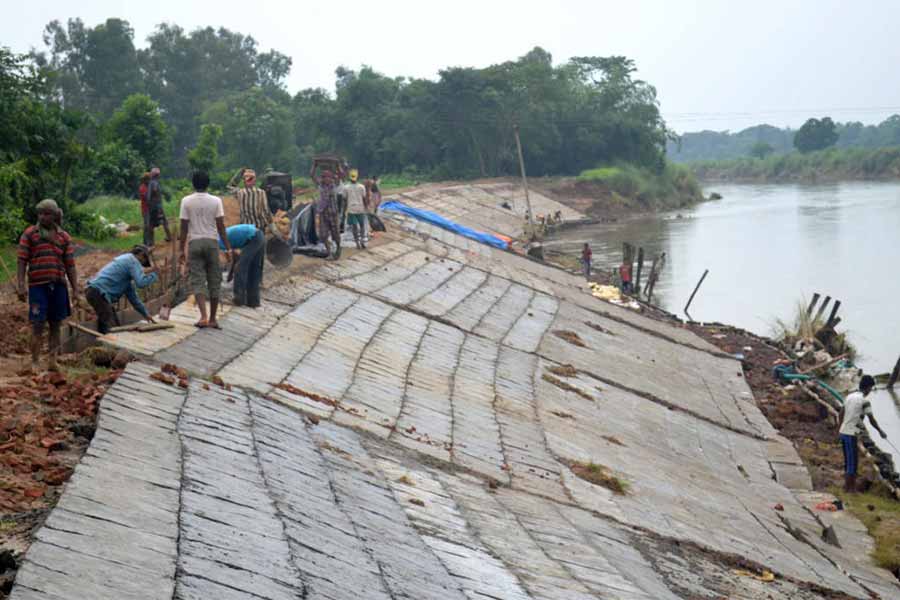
[690,146,900,181]
[577,162,702,209]
[794,117,839,153]
[669,115,900,162]
[201,88,296,172]
[749,141,774,159]
[66,205,117,241]
[188,123,223,173]
[106,94,169,166]
[71,141,144,200]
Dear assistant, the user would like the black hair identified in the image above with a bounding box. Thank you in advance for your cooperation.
[192,170,210,191]
[860,375,876,392]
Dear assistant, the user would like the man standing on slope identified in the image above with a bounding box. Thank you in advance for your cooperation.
[344,169,368,249]
[310,166,341,260]
[145,167,173,246]
[179,171,232,329]
[17,199,80,373]
[838,375,887,492]
[581,243,592,281]
[237,169,272,231]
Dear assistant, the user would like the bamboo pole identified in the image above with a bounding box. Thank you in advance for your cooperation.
[512,124,535,236]
[826,299,841,327]
[889,355,900,389]
[634,247,644,295]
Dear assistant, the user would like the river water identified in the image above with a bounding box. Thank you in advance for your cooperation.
[545,181,900,468]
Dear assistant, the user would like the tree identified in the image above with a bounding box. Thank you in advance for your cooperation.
[794,117,839,153]
[749,141,774,159]
[32,18,141,117]
[201,87,298,171]
[106,94,169,167]
[139,24,292,169]
[188,123,223,173]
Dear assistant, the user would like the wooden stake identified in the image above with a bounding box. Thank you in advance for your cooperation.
[813,296,831,324]
[826,299,841,327]
[806,293,821,317]
[889,355,900,389]
[645,255,659,303]
[634,247,645,294]
[684,269,709,321]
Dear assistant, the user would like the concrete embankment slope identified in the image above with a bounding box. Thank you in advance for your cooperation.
[10,183,899,599]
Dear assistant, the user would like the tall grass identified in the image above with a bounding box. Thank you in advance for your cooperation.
[691,146,900,181]
[576,162,703,209]
[81,195,179,227]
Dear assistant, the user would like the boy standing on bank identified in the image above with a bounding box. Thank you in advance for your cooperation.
[838,375,887,492]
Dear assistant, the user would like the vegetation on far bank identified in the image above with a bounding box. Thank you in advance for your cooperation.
[689,146,900,182]
[668,115,900,163]
[575,162,704,211]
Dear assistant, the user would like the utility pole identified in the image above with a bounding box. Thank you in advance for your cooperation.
[513,124,535,235]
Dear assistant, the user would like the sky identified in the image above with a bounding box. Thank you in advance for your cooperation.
[5,0,900,133]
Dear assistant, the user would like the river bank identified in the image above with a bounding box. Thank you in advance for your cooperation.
[688,146,900,183]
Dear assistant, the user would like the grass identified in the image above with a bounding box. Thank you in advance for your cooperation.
[576,162,704,210]
[774,299,857,361]
[834,486,900,574]
[690,146,900,182]
[81,195,180,227]
[569,461,629,494]
[0,244,17,284]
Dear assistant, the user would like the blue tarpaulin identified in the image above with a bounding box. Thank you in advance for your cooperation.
[380,200,509,249]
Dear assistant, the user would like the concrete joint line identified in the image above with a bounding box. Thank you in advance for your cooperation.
[389,320,433,444]
[500,288,537,348]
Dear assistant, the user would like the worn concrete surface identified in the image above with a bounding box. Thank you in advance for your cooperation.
[11,184,900,599]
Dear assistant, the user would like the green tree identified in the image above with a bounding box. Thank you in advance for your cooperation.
[188,123,223,172]
[32,18,141,117]
[106,94,169,167]
[749,141,775,159]
[201,87,298,171]
[794,117,839,153]
[139,24,292,169]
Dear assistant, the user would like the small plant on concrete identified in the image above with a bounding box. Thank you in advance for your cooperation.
[569,461,629,494]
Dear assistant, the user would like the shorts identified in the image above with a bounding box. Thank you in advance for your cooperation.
[28,282,71,324]
[840,434,858,476]
[347,213,365,226]
[188,238,223,300]
[148,203,167,228]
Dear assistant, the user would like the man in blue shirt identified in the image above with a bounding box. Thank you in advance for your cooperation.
[220,224,265,307]
[85,245,159,334]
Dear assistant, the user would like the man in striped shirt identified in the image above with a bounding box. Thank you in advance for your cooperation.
[16,199,80,372]
[237,169,272,231]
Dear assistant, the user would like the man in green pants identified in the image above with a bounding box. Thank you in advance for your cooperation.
[179,171,231,329]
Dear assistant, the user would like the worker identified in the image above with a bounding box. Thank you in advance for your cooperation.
[237,169,272,231]
[145,167,172,247]
[619,261,633,294]
[309,164,341,260]
[138,172,150,229]
[219,224,265,308]
[344,169,368,250]
[179,170,232,329]
[16,199,80,373]
[581,243,592,281]
[838,375,887,492]
[85,245,159,334]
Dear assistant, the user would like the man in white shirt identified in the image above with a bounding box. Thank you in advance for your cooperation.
[344,169,368,249]
[178,170,232,329]
[838,375,886,492]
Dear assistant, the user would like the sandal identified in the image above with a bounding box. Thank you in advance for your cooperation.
[194,320,209,328]
[207,321,221,330]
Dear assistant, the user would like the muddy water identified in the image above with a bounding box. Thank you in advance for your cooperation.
[546,181,900,468]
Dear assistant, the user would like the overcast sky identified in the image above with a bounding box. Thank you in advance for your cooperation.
[6,0,900,133]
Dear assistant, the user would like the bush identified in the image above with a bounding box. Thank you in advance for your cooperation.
[0,208,28,244]
[66,205,118,241]
[577,162,703,209]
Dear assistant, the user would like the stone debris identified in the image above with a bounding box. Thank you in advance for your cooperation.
[7,183,900,600]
